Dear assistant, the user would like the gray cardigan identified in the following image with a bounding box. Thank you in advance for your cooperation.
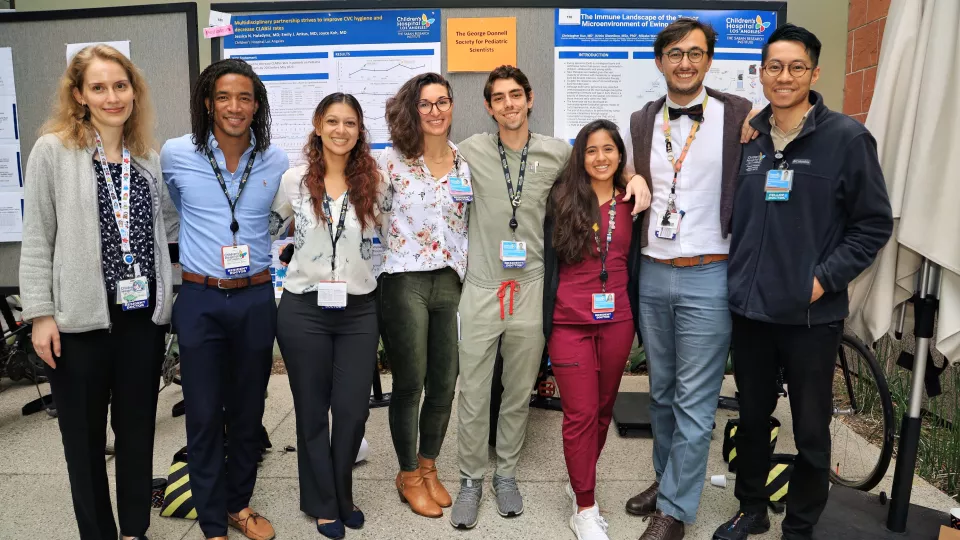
[19,133,179,331]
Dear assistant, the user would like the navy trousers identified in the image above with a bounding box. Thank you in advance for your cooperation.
[173,280,277,537]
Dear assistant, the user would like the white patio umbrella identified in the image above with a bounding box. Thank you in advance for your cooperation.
[847,0,960,365]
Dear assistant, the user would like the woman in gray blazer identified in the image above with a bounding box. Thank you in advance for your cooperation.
[19,44,176,540]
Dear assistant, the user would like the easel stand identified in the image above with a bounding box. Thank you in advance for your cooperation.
[818,259,947,539]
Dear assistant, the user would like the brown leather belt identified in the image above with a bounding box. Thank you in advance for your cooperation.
[182,269,272,290]
[648,254,729,268]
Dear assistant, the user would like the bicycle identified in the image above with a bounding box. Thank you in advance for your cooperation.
[828,333,894,492]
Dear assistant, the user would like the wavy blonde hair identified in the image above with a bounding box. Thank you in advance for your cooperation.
[40,44,156,157]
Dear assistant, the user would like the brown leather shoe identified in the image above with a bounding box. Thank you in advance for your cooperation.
[626,481,660,516]
[418,454,452,508]
[639,510,684,540]
[228,508,275,540]
[396,470,443,517]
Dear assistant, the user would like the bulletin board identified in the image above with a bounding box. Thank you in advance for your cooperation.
[0,3,199,291]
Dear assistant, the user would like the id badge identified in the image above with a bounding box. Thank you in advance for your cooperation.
[117,276,150,311]
[221,244,251,276]
[765,169,793,202]
[448,175,474,203]
[317,281,347,309]
[592,293,615,320]
[654,210,684,240]
[500,241,527,269]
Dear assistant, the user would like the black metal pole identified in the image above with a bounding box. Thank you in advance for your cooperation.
[887,259,940,532]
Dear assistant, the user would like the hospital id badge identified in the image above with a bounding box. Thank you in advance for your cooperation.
[448,175,473,203]
[117,276,150,311]
[317,281,347,309]
[654,210,684,240]
[765,169,793,202]
[592,293,615,320]
[500,241,527,269]
[221,244,251,276]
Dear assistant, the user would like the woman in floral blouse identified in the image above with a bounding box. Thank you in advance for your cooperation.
[377,72,469,519]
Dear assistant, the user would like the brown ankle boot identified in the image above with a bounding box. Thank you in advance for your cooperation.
[418,454,452,508]
[396,470,443,517]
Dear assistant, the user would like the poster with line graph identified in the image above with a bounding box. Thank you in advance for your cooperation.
[225,10,441,164]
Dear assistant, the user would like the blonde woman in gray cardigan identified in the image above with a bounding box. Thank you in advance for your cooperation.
[19,44,177,540]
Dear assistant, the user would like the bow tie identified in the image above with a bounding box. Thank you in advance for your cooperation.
[668,104,705,123]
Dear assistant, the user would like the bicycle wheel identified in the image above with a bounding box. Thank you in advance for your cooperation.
[828,334,894,491]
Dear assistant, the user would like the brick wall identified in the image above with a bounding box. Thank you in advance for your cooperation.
[844,0,891,122]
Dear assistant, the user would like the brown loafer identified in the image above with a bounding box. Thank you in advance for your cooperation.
[397,470,443,517]
[639,509,685,540]
[228,508,275,540]
[418,454,452,508]
[626,480,660,516]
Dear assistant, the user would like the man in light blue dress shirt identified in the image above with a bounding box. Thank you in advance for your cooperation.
[161,58,288,540]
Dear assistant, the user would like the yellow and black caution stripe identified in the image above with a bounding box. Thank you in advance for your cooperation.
[722,417,782,473]
[765,454,795,513]
[160,456,197,520]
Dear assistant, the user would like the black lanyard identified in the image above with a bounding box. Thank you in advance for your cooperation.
[205,149,257,245]
[496,134,530,237]
[593,192,617,292]
[322,192,350,277]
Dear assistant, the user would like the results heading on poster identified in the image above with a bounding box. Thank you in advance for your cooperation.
[554,8,777,142]
[224,10,442,164]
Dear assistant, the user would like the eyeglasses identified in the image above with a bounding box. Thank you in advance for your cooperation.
[417,97,453,115]
[663,48,706,64]
[761,61,813,78]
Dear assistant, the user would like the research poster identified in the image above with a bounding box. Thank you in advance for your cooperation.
[0,47,23,243]
[224,10,442,165]
[554,8,778,142]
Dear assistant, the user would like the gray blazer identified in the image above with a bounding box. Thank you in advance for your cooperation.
[19,133,179,331]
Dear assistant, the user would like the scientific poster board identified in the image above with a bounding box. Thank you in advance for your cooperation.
[554,7,778,142]
[223,9,442,164]
[0,3,199,290]
[0,47,23,244]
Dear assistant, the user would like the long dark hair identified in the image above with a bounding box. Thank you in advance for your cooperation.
[302,93,379,230]
[385,72,453,160]
[548,119,627,264]
[190,58,271,153]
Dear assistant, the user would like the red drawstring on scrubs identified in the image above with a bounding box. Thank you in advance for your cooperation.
[497,280,519,320]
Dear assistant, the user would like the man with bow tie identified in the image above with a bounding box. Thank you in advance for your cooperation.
[621,18,753,540]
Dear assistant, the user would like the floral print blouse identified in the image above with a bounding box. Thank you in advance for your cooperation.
[376,141,469,280]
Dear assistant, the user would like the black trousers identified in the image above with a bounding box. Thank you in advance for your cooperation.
[731,314,842,540]
[276,290,378,521]
[46,302,164,540]
[173,281,277,537]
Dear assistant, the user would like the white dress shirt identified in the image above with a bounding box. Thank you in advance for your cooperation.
[640,88,729,258]
[270,164,385,295]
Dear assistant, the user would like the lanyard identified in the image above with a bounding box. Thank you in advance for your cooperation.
[94,131,137,275]
[205,149,257,246]
[321,192,350,280]
[496,133,530,239]
[662,95,708,216]
[592,189,617,292]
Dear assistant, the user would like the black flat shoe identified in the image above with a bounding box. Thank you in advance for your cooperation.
[344,505,364,529]
[317,519,345,539]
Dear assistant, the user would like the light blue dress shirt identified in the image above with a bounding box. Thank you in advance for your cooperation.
[161,131,289,278]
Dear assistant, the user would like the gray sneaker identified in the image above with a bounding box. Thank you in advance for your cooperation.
[492,474,524,517]
[450,478,482,529]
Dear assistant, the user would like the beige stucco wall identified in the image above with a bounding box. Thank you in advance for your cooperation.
[16,0,847,110]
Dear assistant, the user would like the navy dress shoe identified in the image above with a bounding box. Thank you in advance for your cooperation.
[344,506,364,529]
[317,519,345,539]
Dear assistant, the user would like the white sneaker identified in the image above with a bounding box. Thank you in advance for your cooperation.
[569,504,610,540]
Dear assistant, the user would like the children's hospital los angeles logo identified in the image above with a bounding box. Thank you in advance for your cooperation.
[724,13,774,46]
[395,12,436,38]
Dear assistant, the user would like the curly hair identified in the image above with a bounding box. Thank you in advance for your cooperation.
[40,44,156,157]
[302,93,379,230]
[384,72,452,160]
[548,119,627,264]
[190,58,271,154]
